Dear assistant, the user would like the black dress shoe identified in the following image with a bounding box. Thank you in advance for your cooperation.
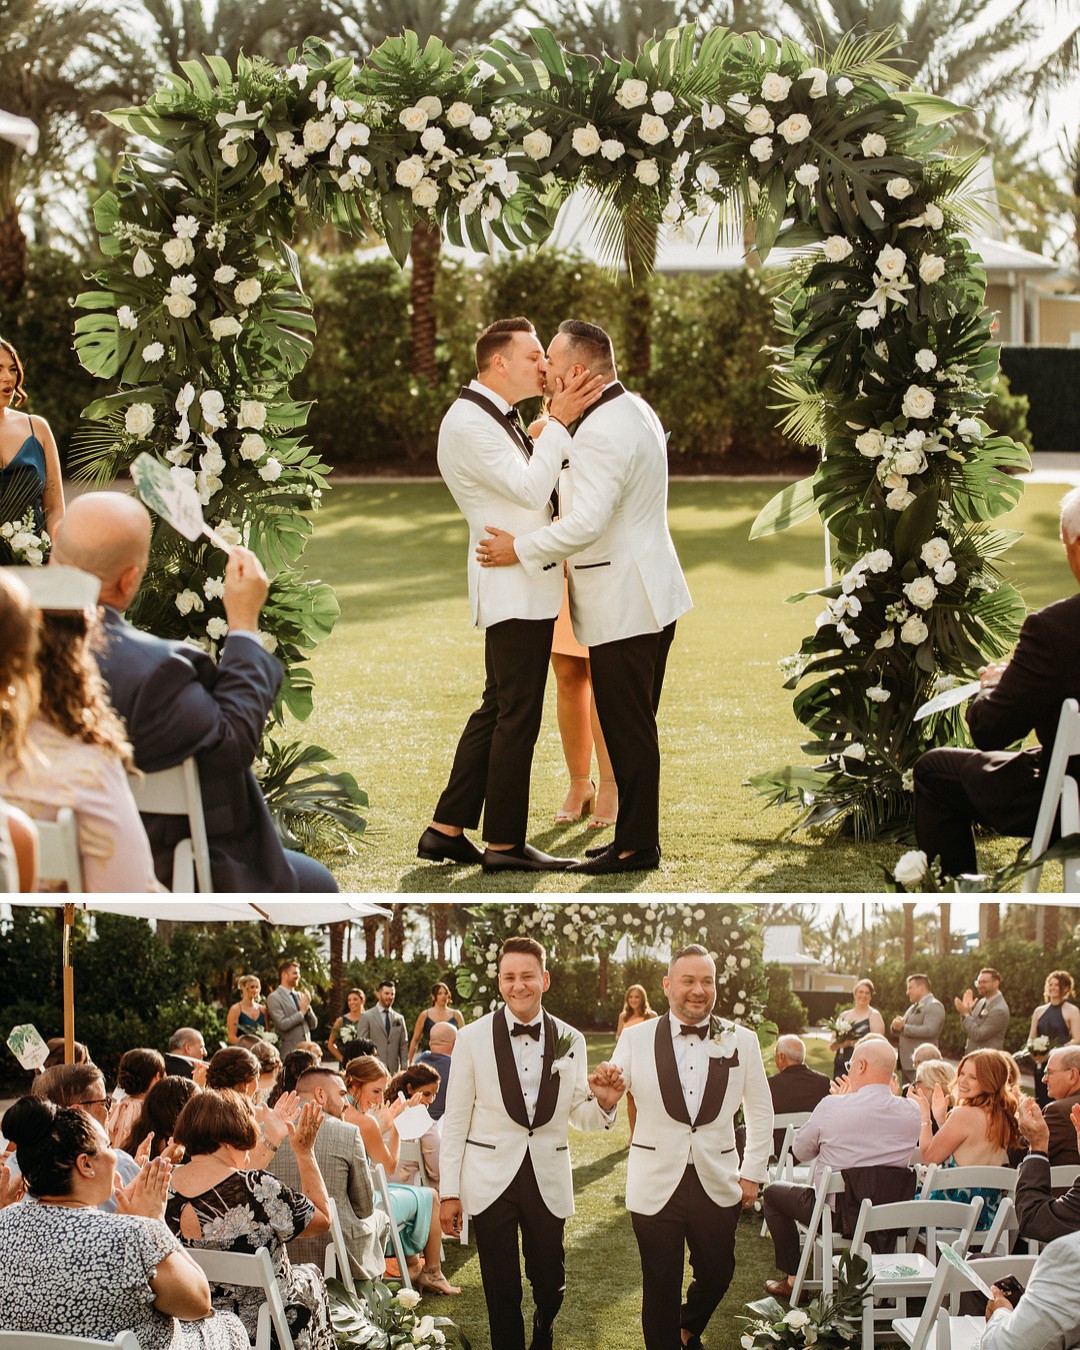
[417,826,483,864]
[584,841,616,858]
[681,1335,704,1350]
[569,846,661,875]
[481,843,575,872]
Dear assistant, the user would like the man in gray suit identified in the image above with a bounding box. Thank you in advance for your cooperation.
[267,958,318,1056]
[269,1066,389,1280]
[980,1229,1080,1348]
[359,979,407,1074]
[954,967,1011,1053]
[891,973,946,1085]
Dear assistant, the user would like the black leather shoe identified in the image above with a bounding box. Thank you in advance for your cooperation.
[569,846,661,875]
[584,842,616,858]
[481,843,576,872]
[681,1335,704,1350]
[417,826,483,864]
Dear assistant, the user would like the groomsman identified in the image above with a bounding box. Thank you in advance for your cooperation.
[266,957,318,1056]
[417,317,604,873]
[477,320,692,874]
[439,936,623,1350]
[596,944,772,1350]
[357,979,408,1074]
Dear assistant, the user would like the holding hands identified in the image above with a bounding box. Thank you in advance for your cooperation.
[588,1061,626,1112]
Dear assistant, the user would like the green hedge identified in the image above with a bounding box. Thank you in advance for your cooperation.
[1000,345,1080,453]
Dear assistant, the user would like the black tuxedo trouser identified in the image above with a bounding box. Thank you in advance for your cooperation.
[630,1165,742,1350]
[471,1153,565,1350]
[763,1181,817,1277]
[590,621,676,853]
[434,616,555,845]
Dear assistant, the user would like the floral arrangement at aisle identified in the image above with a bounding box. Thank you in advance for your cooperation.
[328,1277,471,1349]
[740,1250,872,1348]
[885,833,1080,891]
[73,26,1030,839]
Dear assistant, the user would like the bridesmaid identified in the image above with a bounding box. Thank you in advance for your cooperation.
[406,982,464,1063]
[830,978,887,1079]
[1028,970,1080,1106]
[617,984,658,1143]
[0,338,64,558]
[226,976,269,1045]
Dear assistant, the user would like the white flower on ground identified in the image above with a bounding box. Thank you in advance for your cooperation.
[164,293,195,318]
[920,537,951,568]
[234,278,262,307]
[956,417,983,439]
[855,429,886,457]
[615,78,649,109]
[239,433,267,461]
[914,348,937,372]
[638,114,669,145]
[902,385,935,420]
[894,850,929,885]
[761,72,792,101]
[173,214,199,240]
[522,130,552,159]
[795,163,819,186]
[823,236,853,262]
[125,403,155,437]
[887,176,913,200]
[446,101,474,127]
[206,616,229,640]
[600,138,625,160]
[572,124,601,156]
[238,400,267,429]
[162,237,194,268]
[876,244,907,280]
[412,179,439,208]
[141,342,164,362]
[867,685,890,702]
[778,113,811,143]
[701,102,725,128]
[133,249,154,277]
[900,615,929,644]
[395,155,426,188]
[175,589,203,615]
[800,67,828,98]
[783,1309,811,1329]
[651,90,675,114]
[258,456,283,482]
[904,575,938,609]
[919,253,946,282]
[861,132,887,157]
[744,104,774,134]
[856,309,880,329]
[209,316,242,340]
[399,106,428,133]
[634,158,660,185]
[749,136,773,162]
[469,116,493,140]
[397,1291,422,1311]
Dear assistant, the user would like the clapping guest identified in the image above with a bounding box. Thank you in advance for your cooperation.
[226,975,268,1044]
[166,1088,335,1350]
[1015,1097,1080,1244]
[110,1049,165,1148]
[386,1062,443,1188]
[406,982,465,1064]
[34,1062,142,1207]
[0,1096,247,1350]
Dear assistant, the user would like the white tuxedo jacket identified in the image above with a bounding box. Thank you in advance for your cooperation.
[437,387,569,629]
[611,1016,773,1216]
[513,384,692,647]
[439,1008,615,1219]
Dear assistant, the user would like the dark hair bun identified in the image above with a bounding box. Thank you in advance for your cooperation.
[2,1094,57,1148]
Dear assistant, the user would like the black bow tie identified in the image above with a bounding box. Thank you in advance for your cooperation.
[512,1022,541,1040]
[679,1023,709,1039]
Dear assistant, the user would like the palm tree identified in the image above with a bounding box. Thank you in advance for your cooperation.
[138,0,332,70]
[0,0,153,300]
[1026,0,1080,104]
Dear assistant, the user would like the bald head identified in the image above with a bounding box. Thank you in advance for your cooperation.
[53,492,152,610]
[429,1022,457,1053]
[850,1038,898,1084]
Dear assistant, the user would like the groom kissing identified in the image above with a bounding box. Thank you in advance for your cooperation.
[439,936,624,1350]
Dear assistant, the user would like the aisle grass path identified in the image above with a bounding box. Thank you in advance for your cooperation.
[298,479,1072,893]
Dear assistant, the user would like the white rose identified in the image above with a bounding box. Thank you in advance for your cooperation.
[200,446,226,476]
[412,178,439,208]
[902,384,935,420]
[935,559,957,584]
[854,429,886,457]
[238,400,267,429]
[761,72,792,101]
[914,348,937,372]
[446,102,474,127]
[522,130,552,159]
[615,78,649,110]
[876,244,907,280]
[397,1290,422,1311]
[258,456,283,482]
[209,316,242,340]
[239,432,267,461]
[206,616,229,640]
[894,849,928,885]
[651,90,675,115]
[904,575,938,609]
[572,124,601,156]
[234,278,262,307]
[822,235,853,262]
[701,102,725,128]
[398,106,428,135]
[861,132,887,158]
[924,202,945,229]
[836,76,854,95]
[856,308,880,330]
[900,615,929,644]
[600,138,625,161]
[887,486,916,511]
[956,417,982,439]
[164,293,196,318]
[175,588,203,616]
[749,136,774,163]
[919,253,946,283]
[638,114,669,146]
[634,158,660,185]
[801,67,828,98]
[867,685,890,702]
[214,265,238,284]
[133,249,154,277]
[920,537,951,568]
[162,238,189,269]
[469,116,493,141]
[887,176,913,200]
[141,342,164,362]
[783,1309,811,1329]
[744,104,774,134]
[395,155,426,188]
[778,113,811,143]
[125,403,155,437]
[795,163,819,186]
[417,95,442,119]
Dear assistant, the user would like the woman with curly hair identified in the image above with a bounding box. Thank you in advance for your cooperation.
[109,1048,166,1148]
[0,600,160,891]
[918,1047,1022,1230]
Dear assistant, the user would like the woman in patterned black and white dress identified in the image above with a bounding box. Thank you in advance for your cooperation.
[0,1095,247,1350]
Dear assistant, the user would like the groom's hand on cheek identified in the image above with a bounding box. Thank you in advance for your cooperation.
[477,526,519,567]
[548,369,607,425]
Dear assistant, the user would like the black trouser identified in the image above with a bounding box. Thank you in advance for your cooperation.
[590,622,676,853]
[763,1181,817,1276]
[471,1153,566,1350]
[433,616,554,845]
[630,1165,742,1350]
[913,747,983,875]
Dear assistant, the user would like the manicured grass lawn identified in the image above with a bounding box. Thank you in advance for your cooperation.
[296,478,1074,894]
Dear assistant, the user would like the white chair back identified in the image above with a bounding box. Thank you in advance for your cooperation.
[892,1249,1039,1350]
[789,1167,847,1303]
[0,1336,140,1350]
[322,1195,357,1294]
[398,1137,431,1188]
[0,800,18,893]
[371,1161,414,1291]
[1050,1164,1079,1189]
[34,807,83,892]
[1022,697,1080,893]
[186,1245,293,1350]
[128,757,212,891]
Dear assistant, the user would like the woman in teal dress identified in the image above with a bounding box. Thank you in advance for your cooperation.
[329,987,367,1063]
[406,981,465,1064]
[0,338,65,561]
[225,975,269,1045]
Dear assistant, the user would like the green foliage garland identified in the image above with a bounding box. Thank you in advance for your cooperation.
[75,26,1031,840]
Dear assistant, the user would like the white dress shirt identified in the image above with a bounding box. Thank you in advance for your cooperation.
[670,1011,711,1124]
[505,1005,544,1123]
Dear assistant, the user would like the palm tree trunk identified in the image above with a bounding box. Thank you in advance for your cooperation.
[0,206,27,301]
[432,904,450,963]
[1037,904,1061,950]
[903,903,915,963]
[363,917,379,962]
[329,921,346,1016]
[389,904,406,959]
[979,903,1000,944]
[938,902,951,956]
[409,219,441,386]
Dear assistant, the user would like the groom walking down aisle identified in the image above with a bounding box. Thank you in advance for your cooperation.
[439,937,624,1350]
[599,944,773,1350]
[417,316,605,874]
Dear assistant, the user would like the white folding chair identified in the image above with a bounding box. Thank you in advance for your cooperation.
[0,1336,140,1350]
[186,1246,293,1350]
[916,1165,1018,1253]
[848,1196,983,1345]
[760,1112,813,1235]
[1049,1164,1079,1190]
[398,1137,431,1188]
[892,1249,1039,1350]
[34,807,83,892]
[371,1161,414,1291]
[321,1196,357,1294]
[788,1167,848,1303]
[128,757,212,892]
[1022,697,1080,893]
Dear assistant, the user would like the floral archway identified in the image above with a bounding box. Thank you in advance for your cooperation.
[73,26,1028,834]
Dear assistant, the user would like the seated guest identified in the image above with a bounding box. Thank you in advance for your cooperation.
[120,1075,200,1162]
[914,486,1080,876]
[386,1061,443,1187]
[33,1062,140,1206]
[918,1048,1021,1231]
[269,1065,389,1281]
[0,570,161,892]
[1038,1046,1080,1168]
[110,1048,165,1147]
[415,1020,456,1121]
[0,1095,248,1350]
[0,799,37,891]
[205,1046,297,1169]
[979,1229,1080,1348]
[0,573,39,896]
[51,490,337,892]
[164,1026,208,1083]
[769,1035,831,1156]
[268,1047,321,1107]
[42,1036,90,1070]
[912,1042,944,1069]
[763,1039,921,1300]
[1015,1096,1080,1245]
[244,1036,282,1102]
[911,1056,957,1121]
[166,1088,335,1350]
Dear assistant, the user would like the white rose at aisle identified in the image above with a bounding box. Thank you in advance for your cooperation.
[395,156,426,188]
[615,78,648,109]
[522,130,552,160]
[924,202,945,228]
[902,385,935,420]
[638,114,669,145]
[956,418,983,439]
[412,179,439,208]
[855,430,886,457]
[919,254,946,282]
[162,238,193,268]
[894,850,929,886]
[200,390,226,428]
[234,278,262,306]
[634,159,660,185]
[761,72,791,101]
[920,537,951,568]
[417,95,442,119]
[125,403,155,437]
[175,589,203,615]
[164,291,195,318]
[572,124,601,156]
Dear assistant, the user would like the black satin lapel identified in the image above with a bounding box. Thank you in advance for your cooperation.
[457,387,531,463]
[531,1010,560,1129]
[696,1049,740,1127]
[493,1011,531,1129]
[573,381,626,432]
[654,1017,692,1126]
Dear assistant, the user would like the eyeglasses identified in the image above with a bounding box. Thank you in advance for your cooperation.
[77,1097,110,1109]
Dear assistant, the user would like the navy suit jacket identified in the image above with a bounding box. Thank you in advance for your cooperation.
[97,606,294,892]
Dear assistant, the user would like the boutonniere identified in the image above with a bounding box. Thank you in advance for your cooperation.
[551,1029,576,1076]
[706,1016,738,1060]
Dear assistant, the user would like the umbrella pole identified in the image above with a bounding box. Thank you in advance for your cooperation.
[63,903,75,1064]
